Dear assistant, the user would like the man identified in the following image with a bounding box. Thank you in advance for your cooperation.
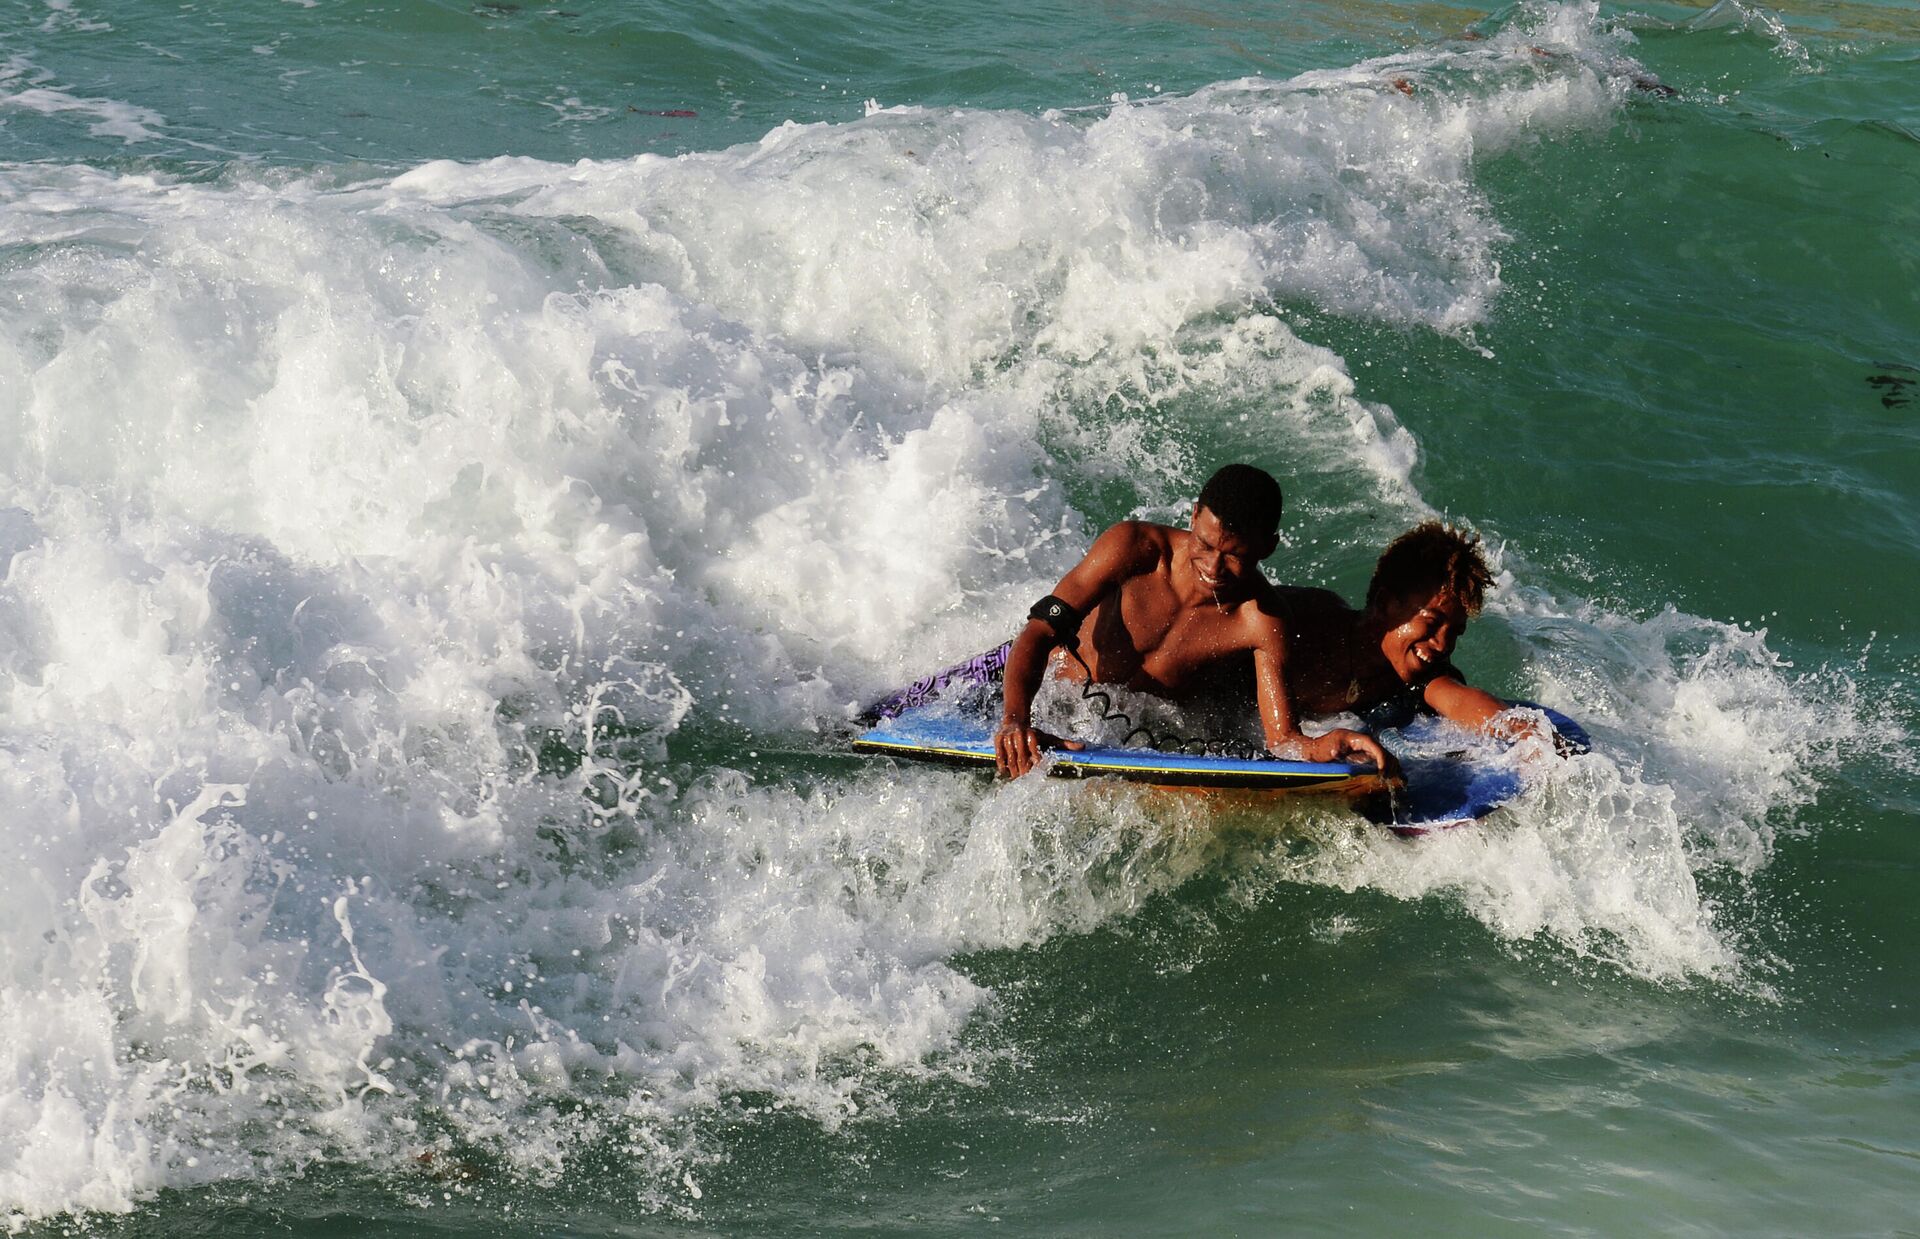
[994,464,1390,778]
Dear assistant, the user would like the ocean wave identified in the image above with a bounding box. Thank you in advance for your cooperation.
[0,2,1864,1224]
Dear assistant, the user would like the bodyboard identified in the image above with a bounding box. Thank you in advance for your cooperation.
[851,701,1588,835]
[1368,704,1590,836]
[851,707,1385,794]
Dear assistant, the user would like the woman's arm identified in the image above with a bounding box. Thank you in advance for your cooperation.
[1423,674,1554,745]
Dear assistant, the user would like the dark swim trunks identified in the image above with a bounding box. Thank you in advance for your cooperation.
[859,641,1014,722]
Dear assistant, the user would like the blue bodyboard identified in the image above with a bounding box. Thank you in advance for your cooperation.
[852,708,1380,793]
[851,702,1588,836]
[1372,704,1589,835]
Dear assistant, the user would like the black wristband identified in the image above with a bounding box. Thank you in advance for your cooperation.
[1027,594,1084,646]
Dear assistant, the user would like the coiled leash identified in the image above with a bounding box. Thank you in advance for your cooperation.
[1026,595,1269,762]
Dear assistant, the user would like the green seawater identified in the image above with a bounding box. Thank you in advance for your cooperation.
[3,0,1917,1235]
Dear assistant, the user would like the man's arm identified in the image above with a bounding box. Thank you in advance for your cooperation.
[1249,611,1391,770]
[995,522,1148,778]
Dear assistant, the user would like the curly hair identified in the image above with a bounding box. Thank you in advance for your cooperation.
[1364,521,1492,620]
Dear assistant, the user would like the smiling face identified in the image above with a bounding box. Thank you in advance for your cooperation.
[1379,590,1469,684]
[1186,503,1275,598]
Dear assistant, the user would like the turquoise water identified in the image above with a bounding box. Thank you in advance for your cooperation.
[3,0,1917,1233]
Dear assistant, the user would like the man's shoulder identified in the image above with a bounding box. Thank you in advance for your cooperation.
[1235,586,1299,630]
[1102,518,1178,541]
[1093,519,1176,560]
[1239,583,1352,639]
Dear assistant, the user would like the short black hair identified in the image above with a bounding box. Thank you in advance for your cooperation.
[1195,464,1283,539]
[1365,521,1493,621]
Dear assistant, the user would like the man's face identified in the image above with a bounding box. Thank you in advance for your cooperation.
[1188,504,1273,596]
[1379,590,1468,683]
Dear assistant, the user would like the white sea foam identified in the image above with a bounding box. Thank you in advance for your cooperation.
[0,57,161,143]
[0,3,1855,1224]
[1682,0,1814,67]
[386,16,1624,372]
[39,0,113,35]
[1260,594,1866,984]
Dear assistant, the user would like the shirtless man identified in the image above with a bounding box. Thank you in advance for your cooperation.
[994,465,1391,778]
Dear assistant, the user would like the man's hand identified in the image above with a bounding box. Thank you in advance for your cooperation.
[994,720,1084,778]
[1302,727,1393,773]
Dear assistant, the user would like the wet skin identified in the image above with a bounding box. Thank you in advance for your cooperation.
[1237,585,1525,736]
[993,505,1391,778]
